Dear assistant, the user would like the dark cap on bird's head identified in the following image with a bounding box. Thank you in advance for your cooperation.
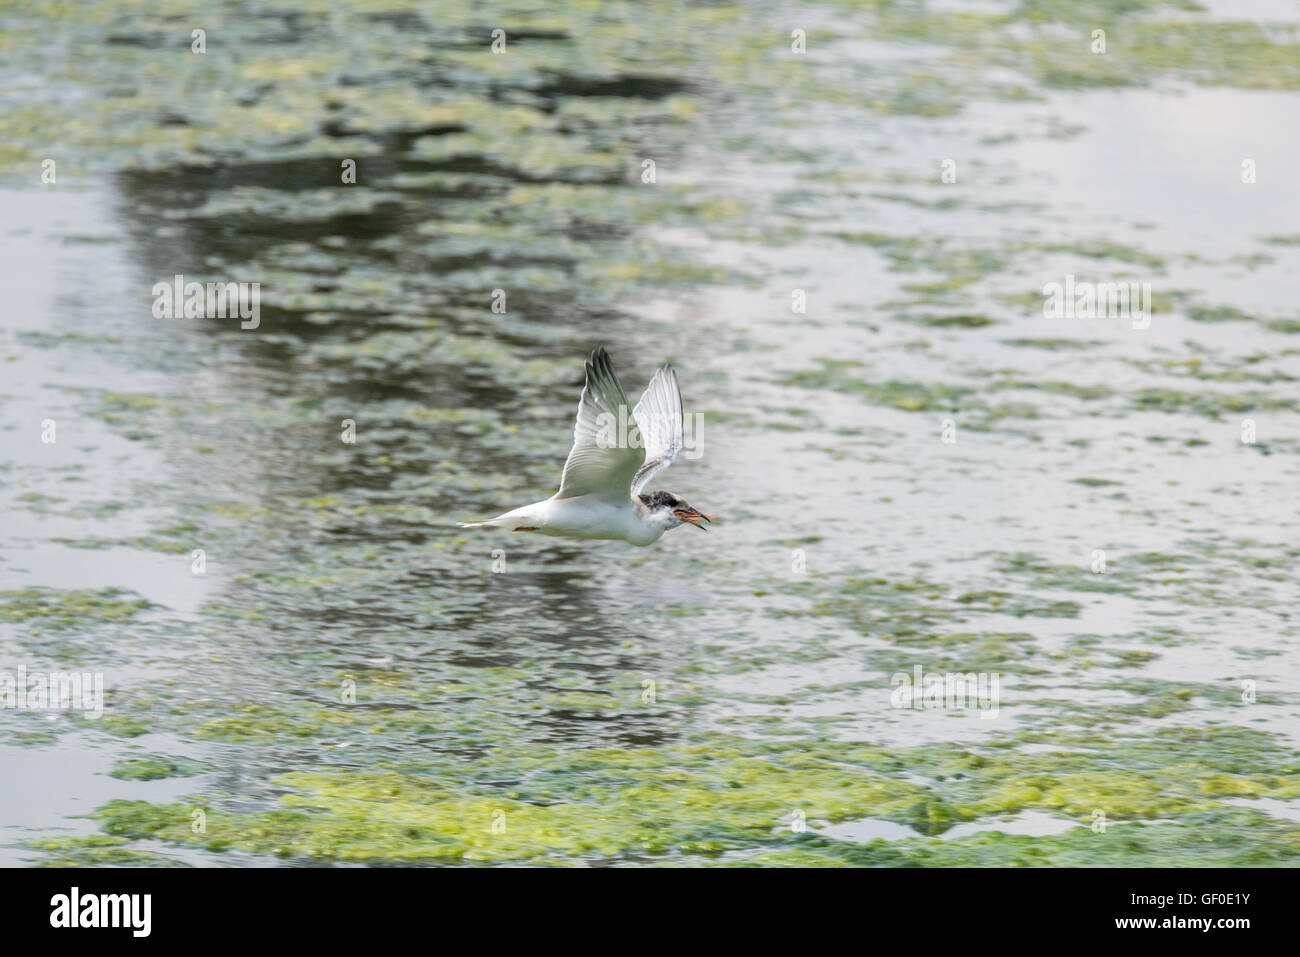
[639,490,712,530]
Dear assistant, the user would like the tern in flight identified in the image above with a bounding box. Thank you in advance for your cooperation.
[457,347,711,546]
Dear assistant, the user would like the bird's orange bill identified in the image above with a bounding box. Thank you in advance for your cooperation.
[673,508,711,530]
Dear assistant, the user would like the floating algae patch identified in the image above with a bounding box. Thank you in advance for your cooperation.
[913,314,996,328]
[23,835,187,869]
[1122,354,1300,387]
[780,362,974,413]
[0,0,772,176]
[738,808,1300,867]
[768,572,1083,659]
[991,553,1136,596]
[1131,387,1298,418]
[1018,684,1262,726]
[89,738,932,863]
[875,725,1300,824]
[830,233,1021,280]
[870,631,1047,677]
[51,532,195,555]
[991,380,1115,402]
[0,588,154,628]
[74,723,1300,865]
[110,754,208,782]
[904,4,1300,95]
[9,0,1300,179]
[779,362,1130,430]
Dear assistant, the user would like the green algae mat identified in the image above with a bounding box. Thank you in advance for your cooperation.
[2,0,1299,867]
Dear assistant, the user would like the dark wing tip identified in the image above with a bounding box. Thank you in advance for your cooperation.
[590,348,621,390]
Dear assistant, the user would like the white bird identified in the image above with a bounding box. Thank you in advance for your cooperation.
[457,347,711,546]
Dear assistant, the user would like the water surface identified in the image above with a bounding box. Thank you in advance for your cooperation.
[2,0,1299,866]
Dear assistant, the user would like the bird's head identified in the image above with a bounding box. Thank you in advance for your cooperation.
[639,490,712,531]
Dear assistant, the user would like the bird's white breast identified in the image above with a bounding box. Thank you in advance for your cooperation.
[537,495,664,546]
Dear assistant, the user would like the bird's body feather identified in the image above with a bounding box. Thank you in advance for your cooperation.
[461,495,665,546]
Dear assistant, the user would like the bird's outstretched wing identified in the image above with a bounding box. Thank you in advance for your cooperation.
[556,348,644,502]
[630,364,683,496]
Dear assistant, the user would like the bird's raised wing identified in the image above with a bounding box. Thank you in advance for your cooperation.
[630,364,683,496]
[556,348,644,502]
